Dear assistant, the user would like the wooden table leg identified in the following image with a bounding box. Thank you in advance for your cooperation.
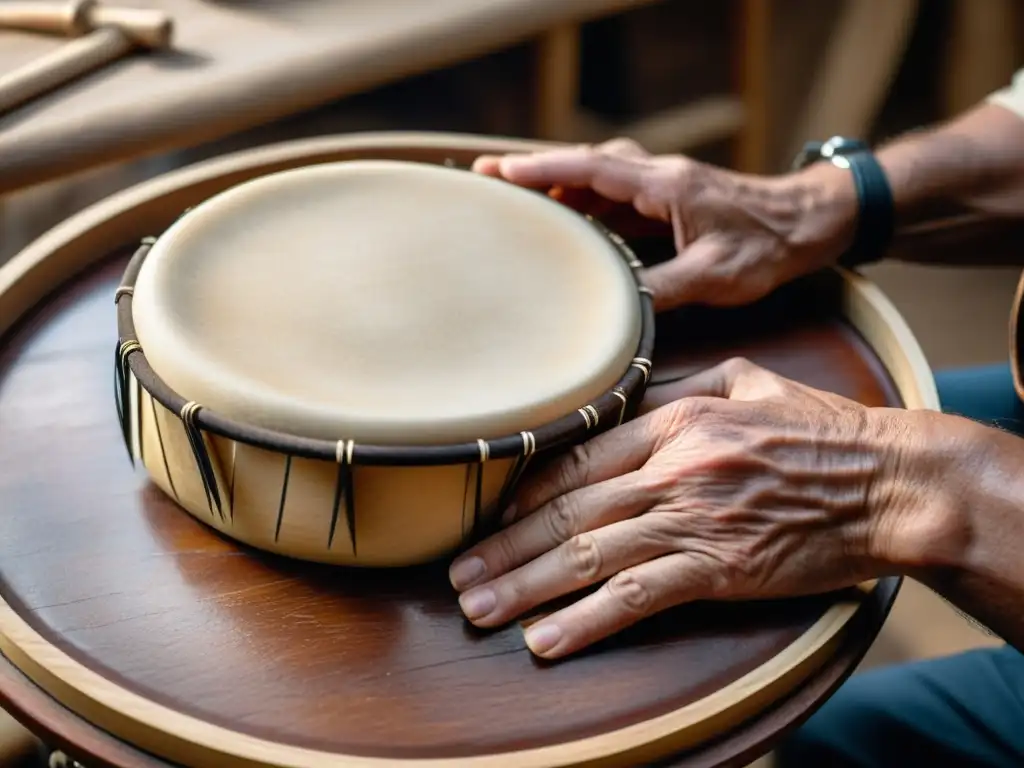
[534,23,581,140]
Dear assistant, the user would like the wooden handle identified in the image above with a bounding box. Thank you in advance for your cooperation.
[0,26,134,115]
[0,1,93,35]
[87,4,172,48]
[0,1,172,48]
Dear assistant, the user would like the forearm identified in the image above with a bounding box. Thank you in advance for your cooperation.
[792,101,1024,267]
[877,410,1024,649]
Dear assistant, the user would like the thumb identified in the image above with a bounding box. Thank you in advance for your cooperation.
[639,236,726,311]
[669,357,783,402]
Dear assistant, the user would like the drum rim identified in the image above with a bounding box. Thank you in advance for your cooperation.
[114,212,656,470]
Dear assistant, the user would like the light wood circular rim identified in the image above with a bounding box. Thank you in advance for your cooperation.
[0,131,939,768]
[1008,270,1024,402]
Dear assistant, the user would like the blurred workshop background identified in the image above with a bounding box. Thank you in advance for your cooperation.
[0,1,1020,765]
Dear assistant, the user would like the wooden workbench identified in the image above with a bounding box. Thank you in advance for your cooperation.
[0,0,671,196]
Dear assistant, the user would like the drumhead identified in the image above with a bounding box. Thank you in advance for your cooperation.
[131,160,642,445]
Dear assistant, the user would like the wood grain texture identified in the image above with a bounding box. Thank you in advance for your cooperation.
[0,251,894,767]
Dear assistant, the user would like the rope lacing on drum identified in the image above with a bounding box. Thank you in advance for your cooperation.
[491,431,536,528]
[611,387,629,425]
[328,439,357,553]
[114,339,142,465]
[460,439,492,537]
[578,404,600,430]
[631,357,653,383]
[180,401,224,521]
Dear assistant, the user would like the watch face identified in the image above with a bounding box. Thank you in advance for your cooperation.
[822,136,868,157]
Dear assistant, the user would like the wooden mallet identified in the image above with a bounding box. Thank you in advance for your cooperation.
[0,1,174,116]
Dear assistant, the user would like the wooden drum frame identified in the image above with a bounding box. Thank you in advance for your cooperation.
[113,195,654,568]
[0,132,938,768]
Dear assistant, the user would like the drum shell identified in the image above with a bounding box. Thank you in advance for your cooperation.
[128,378,636,567]
[116,190,653,567]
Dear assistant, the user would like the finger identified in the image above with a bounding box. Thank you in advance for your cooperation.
[457,515,674,628]
[521,552,705,658]
[472,155,502,176]
[639,236,728,311]
[509,409,666,521]
[599,137,650,159]
[667,356,782,402]
[449,469,654,591]
[497,147,649,204]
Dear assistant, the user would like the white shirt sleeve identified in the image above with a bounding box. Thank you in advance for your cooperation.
[987,69,1024,119]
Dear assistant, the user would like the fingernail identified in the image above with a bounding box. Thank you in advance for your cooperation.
[525,623,563,656]
[500,503,518,527]
[459,588,496,620]
[499,156,531,175]
[449,556,486,590]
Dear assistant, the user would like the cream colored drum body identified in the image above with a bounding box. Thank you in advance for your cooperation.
[115,160,655,566]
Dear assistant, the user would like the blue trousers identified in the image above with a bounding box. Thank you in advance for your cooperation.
[774,363,1024,766]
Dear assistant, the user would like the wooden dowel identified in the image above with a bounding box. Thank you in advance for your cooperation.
[0,26,134,116]
[0,1,172,47]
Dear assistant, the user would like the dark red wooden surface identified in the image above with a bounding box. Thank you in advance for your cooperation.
[0,247,901,767]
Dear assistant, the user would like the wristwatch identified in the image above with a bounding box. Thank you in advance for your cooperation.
[791,136,895,269]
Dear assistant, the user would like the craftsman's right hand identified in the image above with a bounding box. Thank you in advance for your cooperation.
[473,138,859,312]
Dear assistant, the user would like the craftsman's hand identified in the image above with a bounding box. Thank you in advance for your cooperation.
[473,139,857,311]
[448,357,935,659]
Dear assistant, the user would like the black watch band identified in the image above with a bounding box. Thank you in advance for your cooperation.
[792,136,894,269]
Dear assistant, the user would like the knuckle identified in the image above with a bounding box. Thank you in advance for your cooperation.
[605,570,654,616]
[658,156,695,188]
[563,533,604,581]
[545,493,581,543]
[721,356,755,377]
[492,531,521,572]
[558,443,590,491]
[599,136,647,157]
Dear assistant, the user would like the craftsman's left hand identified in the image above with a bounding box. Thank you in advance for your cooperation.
[448,357,927,659]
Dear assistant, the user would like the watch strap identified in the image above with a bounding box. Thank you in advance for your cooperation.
[794,137,894,269]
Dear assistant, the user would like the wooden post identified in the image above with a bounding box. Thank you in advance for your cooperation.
[534,23,581,140]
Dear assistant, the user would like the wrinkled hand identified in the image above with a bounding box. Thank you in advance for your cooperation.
[473,139,856,311]
[448,358,912,659]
